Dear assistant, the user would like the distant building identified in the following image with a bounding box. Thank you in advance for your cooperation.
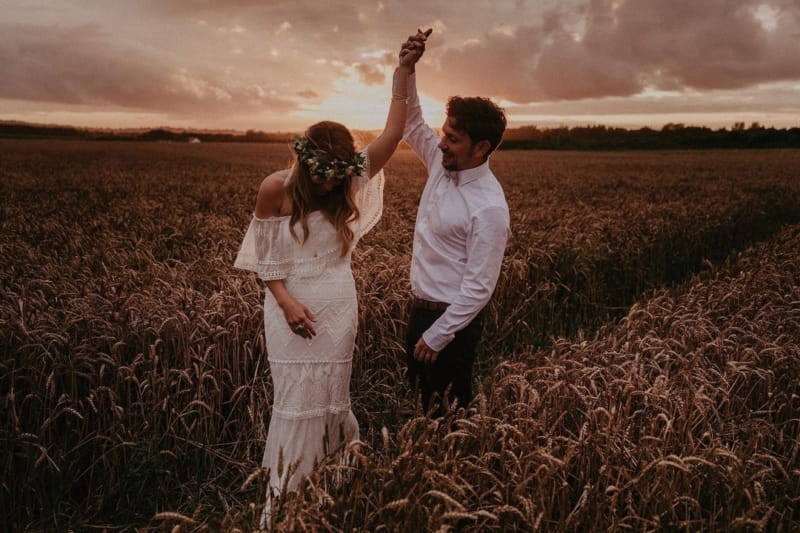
[188,137,201,143]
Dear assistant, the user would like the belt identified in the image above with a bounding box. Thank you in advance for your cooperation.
[411,297,449,312]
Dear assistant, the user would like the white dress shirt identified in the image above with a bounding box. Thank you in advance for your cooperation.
[403,73,511,352]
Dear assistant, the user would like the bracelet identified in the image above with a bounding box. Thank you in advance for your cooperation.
[391,68,407,103]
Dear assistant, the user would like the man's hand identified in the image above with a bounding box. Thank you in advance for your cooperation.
[414,336,439,364]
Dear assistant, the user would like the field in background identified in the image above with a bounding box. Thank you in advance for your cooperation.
[1,140,799,531]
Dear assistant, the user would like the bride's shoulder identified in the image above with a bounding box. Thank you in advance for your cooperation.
[256,169,291,218]
[261,168,292,187]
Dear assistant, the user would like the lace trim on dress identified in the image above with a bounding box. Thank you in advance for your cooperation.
[268,358,352,364]
[272,404,352,419]
[269,357,354,419]
[234,214,344,280]
[352,166,384,243]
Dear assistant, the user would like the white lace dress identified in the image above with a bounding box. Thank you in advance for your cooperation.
[234,152,383,517]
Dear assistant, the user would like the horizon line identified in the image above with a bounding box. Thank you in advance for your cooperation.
[3,118,798,135]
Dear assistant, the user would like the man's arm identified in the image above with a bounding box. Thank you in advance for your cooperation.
[421,206,511,353]
[401,31,440,170]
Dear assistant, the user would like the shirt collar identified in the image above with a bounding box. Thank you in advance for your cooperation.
[445,160,490,187]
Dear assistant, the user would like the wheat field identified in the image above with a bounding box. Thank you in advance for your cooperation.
[1,139,799,532]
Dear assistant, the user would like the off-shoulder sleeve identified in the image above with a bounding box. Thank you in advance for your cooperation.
[233,215,294,280]
[351,147,385,241]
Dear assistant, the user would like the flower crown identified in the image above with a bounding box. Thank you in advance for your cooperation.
[292,135,366,183]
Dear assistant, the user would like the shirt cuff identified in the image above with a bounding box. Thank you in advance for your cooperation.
[422,328,455,353]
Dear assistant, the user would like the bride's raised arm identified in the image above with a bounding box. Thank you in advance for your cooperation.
[365,28,431,177]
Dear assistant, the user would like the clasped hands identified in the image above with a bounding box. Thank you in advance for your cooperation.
[399,28,432,67]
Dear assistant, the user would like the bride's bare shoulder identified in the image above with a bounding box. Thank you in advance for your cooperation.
[256,169,291,218]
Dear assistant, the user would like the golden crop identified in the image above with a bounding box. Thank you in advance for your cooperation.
[1,140,799,531]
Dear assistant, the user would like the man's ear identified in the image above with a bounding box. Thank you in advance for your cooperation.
[474,139,492,160]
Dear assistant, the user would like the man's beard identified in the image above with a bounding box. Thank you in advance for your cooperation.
[441,152,457,171]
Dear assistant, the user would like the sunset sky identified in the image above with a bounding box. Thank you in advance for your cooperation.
[2,0,799,133]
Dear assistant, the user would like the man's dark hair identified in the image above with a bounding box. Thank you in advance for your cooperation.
[446,96,507,155]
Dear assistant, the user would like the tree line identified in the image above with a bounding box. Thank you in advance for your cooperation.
[501,122,800,150]
[2,121,799,150]
[0,123,293,143]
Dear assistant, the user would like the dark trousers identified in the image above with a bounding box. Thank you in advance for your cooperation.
[405,306,485,416]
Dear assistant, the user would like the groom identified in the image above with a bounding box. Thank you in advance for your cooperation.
[401,30,510,415]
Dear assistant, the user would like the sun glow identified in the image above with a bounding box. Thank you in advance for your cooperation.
[295,69,445,132]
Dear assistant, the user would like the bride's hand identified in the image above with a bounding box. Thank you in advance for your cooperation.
[280,297,317,338]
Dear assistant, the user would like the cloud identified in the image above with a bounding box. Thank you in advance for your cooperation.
[3,0,799,130]
[0,0,409,127]
[354,63,385,86]
[419,0,800,103]
[505,81,800,118]
[0,22,297,117]
[597,0,800,90]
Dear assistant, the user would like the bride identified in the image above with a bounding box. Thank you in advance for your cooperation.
[234,29,430,529]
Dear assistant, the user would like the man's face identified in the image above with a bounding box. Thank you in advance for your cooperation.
[438,116,483,171]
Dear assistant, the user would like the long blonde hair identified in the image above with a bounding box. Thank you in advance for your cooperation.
[287,121,360,256]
